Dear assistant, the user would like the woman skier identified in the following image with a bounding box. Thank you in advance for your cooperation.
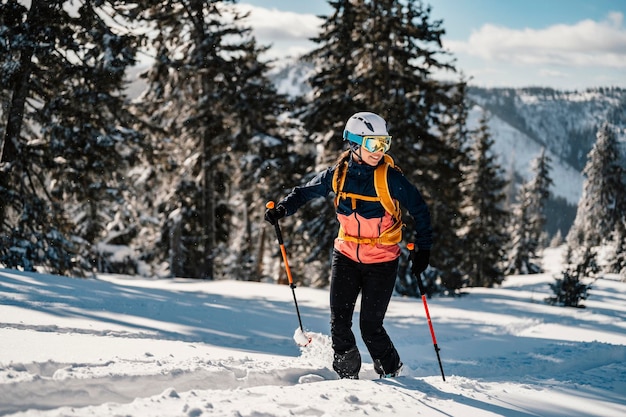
[265,111,432,379]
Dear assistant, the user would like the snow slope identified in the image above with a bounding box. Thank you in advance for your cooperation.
[1,247,625,417]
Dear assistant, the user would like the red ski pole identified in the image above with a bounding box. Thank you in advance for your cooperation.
[408,243,446,381]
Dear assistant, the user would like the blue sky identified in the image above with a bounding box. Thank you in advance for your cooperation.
[238,0,626,90]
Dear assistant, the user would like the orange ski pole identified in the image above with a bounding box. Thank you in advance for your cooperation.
[408,243,446,381]
[266,201,308,341]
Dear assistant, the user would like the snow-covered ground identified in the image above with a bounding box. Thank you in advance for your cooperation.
[1,247,625,417]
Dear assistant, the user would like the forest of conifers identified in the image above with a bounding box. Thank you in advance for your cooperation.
[1,1,624,295]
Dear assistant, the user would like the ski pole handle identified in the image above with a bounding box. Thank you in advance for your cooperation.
[407,243,426,296]
[266,201,285,245]
[266,201,294,286]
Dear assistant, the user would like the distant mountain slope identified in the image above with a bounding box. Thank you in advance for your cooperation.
[468,87,626,173]
[466,105,583,206]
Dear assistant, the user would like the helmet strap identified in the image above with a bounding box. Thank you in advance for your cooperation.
[349,141,364,163]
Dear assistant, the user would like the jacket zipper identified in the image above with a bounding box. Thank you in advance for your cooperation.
[355,212,362,263]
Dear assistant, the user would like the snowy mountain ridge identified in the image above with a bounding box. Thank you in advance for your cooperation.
[469,86,626,173]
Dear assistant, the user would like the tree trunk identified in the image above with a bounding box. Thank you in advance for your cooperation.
[201,130,215,279]
[0,0,46,222]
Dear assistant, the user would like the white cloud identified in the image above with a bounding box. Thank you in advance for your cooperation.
[538,68,570,79]
[233,4,624,88]
[237,4,323,42]
[445,12,626,69]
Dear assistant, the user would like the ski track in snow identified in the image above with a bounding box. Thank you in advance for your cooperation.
[1,247,626,417]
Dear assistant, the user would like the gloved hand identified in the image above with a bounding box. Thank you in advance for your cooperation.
[411,249,430,276]
[264,204,286,225]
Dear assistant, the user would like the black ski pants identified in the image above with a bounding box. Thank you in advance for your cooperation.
[330,249,400,375]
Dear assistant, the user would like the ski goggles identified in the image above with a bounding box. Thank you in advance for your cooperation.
[343,131,392,153]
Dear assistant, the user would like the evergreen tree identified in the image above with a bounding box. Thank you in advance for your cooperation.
[609,219,626,279]
[225,43,297,282]
[292,0,462,287]
[410,79,470,295]
[300,0,360,165]
[506,181,535,274]
[567,123,626,250]
[549,230,563,248]
[553,123,625,305]
[506,149,553,274]
[459,113,510,287]
[548,246,596,308]
[547,267,590,308]
[278,0,363,287]
[0,0,143,275]
[134,0,289,279]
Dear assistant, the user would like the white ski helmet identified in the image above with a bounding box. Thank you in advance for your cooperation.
[343,112,391,153]
[343,112,389,138]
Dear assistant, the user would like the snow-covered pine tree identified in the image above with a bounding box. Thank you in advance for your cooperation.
[547,267,590,308]
[459,112,510,287]
[300,0,360,167]
[0,0,143,276]
[609,219,626,279]
[223,41,299,283]
[506,149,553,274]
[506,181,534,275]
[549,230,563,248]
[292,0,463,289]
[134,0,289,279]
[421,80,470,295]
[554,122,625,302]
[279,0,363,287]
[548,245,597,308]
[567,123,626,251]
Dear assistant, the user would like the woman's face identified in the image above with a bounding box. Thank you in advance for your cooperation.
[358,146,384,167]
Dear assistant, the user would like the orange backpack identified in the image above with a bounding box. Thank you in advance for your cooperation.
[331,154,404,245]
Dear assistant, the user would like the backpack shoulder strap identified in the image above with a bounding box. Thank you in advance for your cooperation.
[332,160,349,206]
[382,153,395,168]
[374,154,400,219]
